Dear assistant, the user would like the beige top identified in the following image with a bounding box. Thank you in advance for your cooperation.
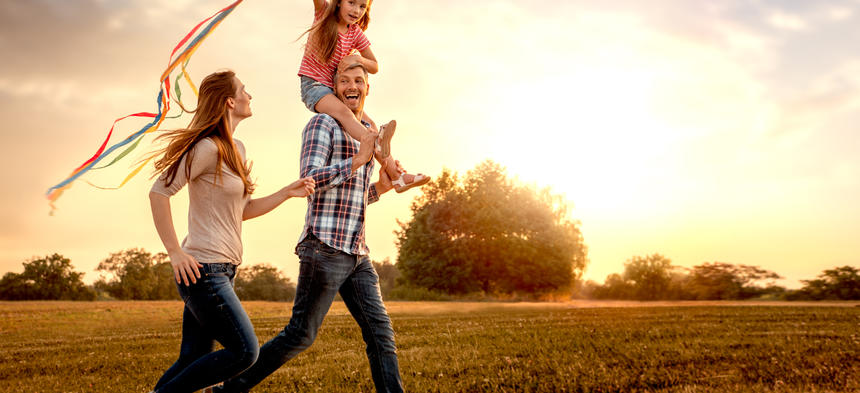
[150,138,249,265]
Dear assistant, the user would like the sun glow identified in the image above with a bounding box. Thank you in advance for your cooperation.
[483,61,681,216]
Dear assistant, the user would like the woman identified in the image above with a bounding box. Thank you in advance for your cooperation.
[148,70,314,393]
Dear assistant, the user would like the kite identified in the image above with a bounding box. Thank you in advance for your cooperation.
[45,0,244,214]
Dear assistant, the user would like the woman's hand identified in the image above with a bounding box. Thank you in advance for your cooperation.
[285,177,316,198]
[168,249,203,286]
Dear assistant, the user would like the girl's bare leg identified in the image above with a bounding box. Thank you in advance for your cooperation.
[314,94,376,141]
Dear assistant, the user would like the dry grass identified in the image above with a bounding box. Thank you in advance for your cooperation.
[0,300,858,392]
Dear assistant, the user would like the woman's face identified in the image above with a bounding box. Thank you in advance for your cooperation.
[337,0,368,25]
[230,76,252,119]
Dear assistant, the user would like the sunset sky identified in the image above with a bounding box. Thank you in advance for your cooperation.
[1,0,858,289]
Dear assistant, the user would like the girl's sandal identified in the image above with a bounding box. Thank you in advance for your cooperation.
[392,173,430,193]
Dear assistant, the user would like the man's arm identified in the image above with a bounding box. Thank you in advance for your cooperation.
[300,115,374,193]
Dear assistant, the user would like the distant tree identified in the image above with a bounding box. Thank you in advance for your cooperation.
[234,264,296,302]
[0,254,95,300]
[589,273,634,300]
[789,266,860,300]
[373,259,400,299]
[95,248,175,300]
[685,262,782,300]
[622,254,675,300]
[396,161,588,296]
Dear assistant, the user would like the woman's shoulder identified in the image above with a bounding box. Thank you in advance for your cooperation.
[192,137,246,158]
[188,138,220,165]
[233,138,246,158]
[193,137,219,154]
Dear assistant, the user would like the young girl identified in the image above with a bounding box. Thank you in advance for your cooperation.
[299,0,429,192]
[148,70,315,393]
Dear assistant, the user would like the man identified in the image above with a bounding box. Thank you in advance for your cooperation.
[216,63,404,392]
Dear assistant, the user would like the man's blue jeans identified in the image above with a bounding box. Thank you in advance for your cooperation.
[219,235,404,392]
[154,263,259,393]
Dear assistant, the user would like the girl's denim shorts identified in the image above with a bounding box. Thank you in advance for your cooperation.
[300,75,334,113]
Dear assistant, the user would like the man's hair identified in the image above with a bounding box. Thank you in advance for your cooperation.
[335,63,369,80]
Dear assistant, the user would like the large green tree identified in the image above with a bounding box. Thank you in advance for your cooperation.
[234,264,296,301]
[0,254,95,300]
[396,161,588,295]
[95,248,175,300]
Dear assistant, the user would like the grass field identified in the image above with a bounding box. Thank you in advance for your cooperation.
[0,301,858,392]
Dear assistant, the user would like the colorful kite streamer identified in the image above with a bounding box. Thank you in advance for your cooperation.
[45,0,244,214]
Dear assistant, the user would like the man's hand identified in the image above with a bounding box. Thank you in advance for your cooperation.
[375,159,402,194]
[352,130,378,171]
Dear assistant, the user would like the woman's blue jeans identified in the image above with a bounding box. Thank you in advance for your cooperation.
[219,234,404,393]
[154,263,259,393]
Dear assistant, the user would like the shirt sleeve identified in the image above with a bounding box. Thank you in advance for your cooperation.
[150,139,217,197]
[300,115,355,192]
[353,27,371,52]
[367,183,380,204]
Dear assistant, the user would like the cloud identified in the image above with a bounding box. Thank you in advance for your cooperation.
[766,10,809,31]
[824,6,854,21]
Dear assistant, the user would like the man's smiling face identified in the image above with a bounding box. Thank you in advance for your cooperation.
[335,66,369,116]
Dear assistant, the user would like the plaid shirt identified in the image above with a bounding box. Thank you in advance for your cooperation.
[298,114,380,255]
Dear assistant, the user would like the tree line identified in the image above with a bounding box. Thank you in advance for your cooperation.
[0,249,399,302]
[577,254,859,301]
[2,161,857,302]
[0,249,298,301]
[2,250,855,302]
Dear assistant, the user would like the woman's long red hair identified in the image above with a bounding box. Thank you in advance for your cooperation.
[150,70,254,195]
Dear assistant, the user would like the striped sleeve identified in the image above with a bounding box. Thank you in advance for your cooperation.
[353,27,371,52]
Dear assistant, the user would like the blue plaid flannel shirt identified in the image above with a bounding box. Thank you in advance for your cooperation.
[298,114,379,255]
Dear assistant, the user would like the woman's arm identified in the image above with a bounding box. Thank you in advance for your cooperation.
[243,177,315,221]
[150,192,203,286]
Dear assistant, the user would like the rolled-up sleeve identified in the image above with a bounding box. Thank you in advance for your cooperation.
[367,183,380,204]
[300,115,355,193]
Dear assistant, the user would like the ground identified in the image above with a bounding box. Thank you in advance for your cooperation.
[1,300,858,392]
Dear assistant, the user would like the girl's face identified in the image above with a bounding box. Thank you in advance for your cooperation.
[337,0,368,25]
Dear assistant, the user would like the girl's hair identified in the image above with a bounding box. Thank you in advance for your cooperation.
[302,0,372,64]
[150,70,255,196]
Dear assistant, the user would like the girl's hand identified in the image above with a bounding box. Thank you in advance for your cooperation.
[338,54,364,73]
[285,177,316,198]
[168,249,203,286]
